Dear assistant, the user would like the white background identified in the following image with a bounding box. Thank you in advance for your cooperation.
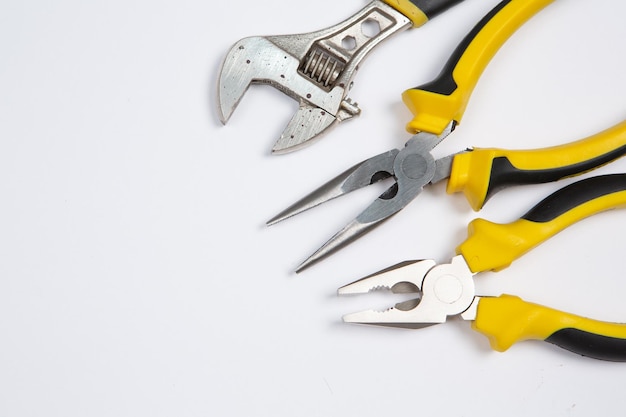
[2,0,626,415]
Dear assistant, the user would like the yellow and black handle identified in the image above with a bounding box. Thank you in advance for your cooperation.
[457,173,626,273]
[382,0,466,27]
[402,0,555,135]
[456,174,626,360]
[473,295,626,361]
[446,120,626,211]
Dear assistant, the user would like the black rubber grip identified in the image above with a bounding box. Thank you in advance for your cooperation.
[547,328,626,362]
[521,174,626,223]
[414,0,512,95]
[409,0,466,19]
[484,144,626,204]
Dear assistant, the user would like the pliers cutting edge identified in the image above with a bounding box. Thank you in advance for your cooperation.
[217,0,466,154]
[268,0,626,272]
[339,173,626,361]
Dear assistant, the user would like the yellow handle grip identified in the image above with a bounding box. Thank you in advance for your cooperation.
[473,295,626,361]
[447,120,626,211]
[457,174,626,273]
[402,0,555,134]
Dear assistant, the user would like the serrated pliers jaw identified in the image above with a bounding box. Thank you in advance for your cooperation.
[339,255,478,328]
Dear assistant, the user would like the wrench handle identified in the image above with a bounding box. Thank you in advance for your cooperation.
[401,0,554,134]
[383,0,466,27]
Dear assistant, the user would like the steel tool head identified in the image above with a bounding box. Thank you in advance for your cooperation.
[217,36,349,154]
[266,149,399,225]
[268,122,455,272]
[216,1,412,154]
[339,255,478,328]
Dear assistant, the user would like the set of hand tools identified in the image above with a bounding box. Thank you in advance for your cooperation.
[217,0,626,361]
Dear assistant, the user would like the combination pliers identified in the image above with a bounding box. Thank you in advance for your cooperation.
[339,173,626,361]
[267,0,626,272]
[217,0,468,153]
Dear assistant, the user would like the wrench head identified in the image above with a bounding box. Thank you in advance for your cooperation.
[216,1,412,153]
[217,35,354,153]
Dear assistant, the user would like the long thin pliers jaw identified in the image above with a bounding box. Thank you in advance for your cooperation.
[266,149,398,226]
[276,122,455,272]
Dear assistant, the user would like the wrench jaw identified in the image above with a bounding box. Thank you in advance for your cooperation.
[271,101,340,155]
[216,35,348,152]
[217,36,320,125]
[272,96,366,154]
[216,0,412,153]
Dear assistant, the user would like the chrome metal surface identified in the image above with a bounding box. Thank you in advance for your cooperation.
[338,260,437,295]
[285,122,454,271]
[217,0,411,153]
[341,255,477,328]
[267,149,398,225]
[295,217,387,273]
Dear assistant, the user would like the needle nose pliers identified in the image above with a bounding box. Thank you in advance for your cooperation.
[339,173,626,361]
[270,120,626,271]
